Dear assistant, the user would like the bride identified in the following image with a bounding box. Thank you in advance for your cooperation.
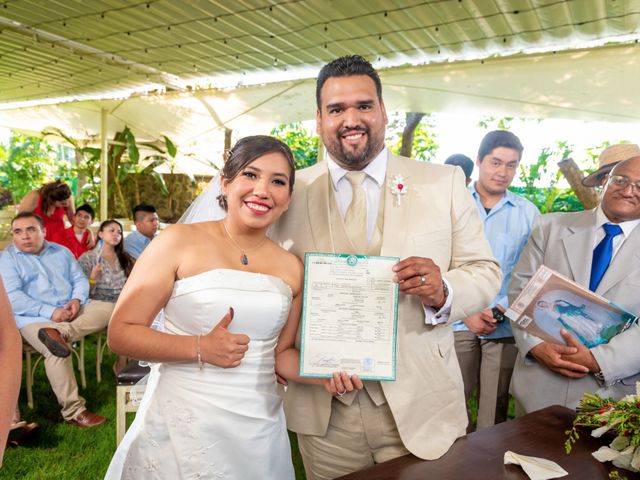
[105,135,361,479]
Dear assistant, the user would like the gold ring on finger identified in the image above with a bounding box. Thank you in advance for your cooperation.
[420,276,426,285]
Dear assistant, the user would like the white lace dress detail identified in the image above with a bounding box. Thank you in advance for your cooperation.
[106,269,295,480]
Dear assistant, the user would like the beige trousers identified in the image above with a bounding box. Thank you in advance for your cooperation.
[454,330,518,431]
[297,390,409,480]
[19,300,113,420]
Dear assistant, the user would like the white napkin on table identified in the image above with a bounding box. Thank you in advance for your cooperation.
[504,451,568,480]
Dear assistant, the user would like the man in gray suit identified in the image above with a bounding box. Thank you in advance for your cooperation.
[509,155,640,415]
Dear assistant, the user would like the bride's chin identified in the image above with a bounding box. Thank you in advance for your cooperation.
[228,213,275,231]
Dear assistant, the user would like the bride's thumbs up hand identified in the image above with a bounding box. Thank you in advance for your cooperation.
[201,307,250,368]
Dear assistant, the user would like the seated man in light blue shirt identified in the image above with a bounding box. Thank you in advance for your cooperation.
[123,203,159,259]
[453,130,539,431]
[0,212,114,428]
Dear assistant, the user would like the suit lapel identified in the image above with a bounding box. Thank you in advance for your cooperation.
[306,166,335,253]
[381,154,412,256]
[561,210,597,286]
[598,225,640,295]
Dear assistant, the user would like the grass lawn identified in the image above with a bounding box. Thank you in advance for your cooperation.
[1,337,307,479]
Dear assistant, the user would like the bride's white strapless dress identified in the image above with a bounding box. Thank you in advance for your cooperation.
[105,269,295,480]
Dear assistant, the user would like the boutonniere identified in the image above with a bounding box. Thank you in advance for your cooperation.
[390,174,407,207]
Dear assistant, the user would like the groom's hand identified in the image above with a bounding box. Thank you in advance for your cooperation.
[202,307,250,368]
[322,371,364,396]
[393,256,446,308]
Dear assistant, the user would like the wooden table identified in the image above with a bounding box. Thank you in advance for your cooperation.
[338,405,639,479]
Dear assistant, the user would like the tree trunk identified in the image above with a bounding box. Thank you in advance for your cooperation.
[133,176,140,207]
[558,158,600,210]
[107,146,115,216]
[399,112,425,158]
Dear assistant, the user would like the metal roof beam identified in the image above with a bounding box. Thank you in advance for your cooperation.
[0,15,186,91]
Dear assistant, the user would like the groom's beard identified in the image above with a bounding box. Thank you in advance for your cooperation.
[324,126,384,171]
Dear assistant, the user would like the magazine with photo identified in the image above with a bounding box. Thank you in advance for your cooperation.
[505,265,637,347]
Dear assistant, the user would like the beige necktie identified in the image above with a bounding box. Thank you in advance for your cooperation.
[344,172,368,251]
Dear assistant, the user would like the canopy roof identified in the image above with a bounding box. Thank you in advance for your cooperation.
[1,0,639,105]
[0,1,639,156]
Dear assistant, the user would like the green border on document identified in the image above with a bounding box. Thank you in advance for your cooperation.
[299,252,399,382]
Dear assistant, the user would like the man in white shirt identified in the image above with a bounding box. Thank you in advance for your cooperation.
[272,55,501,480]
[509,155,640,415]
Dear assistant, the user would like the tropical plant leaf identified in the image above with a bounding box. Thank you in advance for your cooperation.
[138,142,166,154]
[163,135,177,157]
[150,171,169,196]
[125,128,139,163]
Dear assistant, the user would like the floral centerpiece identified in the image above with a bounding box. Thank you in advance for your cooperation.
[565,383,640,478]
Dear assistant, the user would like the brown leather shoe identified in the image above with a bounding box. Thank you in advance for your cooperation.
[67,410,106,428]
[37,328,71,357]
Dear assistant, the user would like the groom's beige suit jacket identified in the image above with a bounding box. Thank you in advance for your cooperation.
[272,153,501,460]
[509,209,640,414]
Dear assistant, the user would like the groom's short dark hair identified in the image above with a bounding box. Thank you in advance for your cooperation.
[316,55,382,108]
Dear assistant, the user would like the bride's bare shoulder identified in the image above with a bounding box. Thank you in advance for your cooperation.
[157,221,220,241]
[271,247,304,295]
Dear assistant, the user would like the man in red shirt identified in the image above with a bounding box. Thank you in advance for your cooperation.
[51,204,95,259]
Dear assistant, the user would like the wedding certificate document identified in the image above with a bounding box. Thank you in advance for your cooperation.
[300,253,399,381]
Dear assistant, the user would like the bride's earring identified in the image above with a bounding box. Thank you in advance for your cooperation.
[217,192,228,210]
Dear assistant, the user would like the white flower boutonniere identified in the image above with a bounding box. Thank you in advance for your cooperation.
[390,174,407,207]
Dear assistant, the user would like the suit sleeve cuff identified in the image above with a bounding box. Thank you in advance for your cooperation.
[423,279,453,325]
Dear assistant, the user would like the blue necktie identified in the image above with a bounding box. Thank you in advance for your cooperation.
[589,223,623,292]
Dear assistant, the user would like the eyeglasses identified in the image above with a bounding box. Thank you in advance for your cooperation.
[608,175,640,192]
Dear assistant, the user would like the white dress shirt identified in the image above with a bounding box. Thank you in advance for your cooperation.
[594,206,640,256]
[325,147,453,325]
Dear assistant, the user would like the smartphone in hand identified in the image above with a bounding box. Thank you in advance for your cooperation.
[491,306,507,323]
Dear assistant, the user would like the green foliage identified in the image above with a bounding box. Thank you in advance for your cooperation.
[0,132,73,203]
[42,126,179,218]
[270,123,318,169]
[477,116,515,131]
[106,126,180,217]
[75,147,102,208]
[582,140,632,174]
[386,113,438,162]
[510,186,584,213]
[513,140,583,213]
[0,186,13,207]
[163,135,177,158]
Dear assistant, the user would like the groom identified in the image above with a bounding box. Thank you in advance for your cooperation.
[272,55,502,479]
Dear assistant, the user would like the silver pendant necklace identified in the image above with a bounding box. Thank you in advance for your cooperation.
[221,221,267,266]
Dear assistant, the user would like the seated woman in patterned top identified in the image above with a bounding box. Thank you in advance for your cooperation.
[78,220,135,303]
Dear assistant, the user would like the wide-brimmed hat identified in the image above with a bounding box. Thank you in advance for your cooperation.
[582,143,640,187]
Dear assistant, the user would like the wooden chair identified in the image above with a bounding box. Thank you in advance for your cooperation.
[22,340,86,409]
[116,360,150,445]
[95,328,110,383]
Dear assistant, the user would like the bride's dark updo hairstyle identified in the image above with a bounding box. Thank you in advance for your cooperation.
[217,135,296,211]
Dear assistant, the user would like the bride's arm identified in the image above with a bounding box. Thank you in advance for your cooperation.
[108,226,196,363]
[108,226,249,367]
[274,263,363,394]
